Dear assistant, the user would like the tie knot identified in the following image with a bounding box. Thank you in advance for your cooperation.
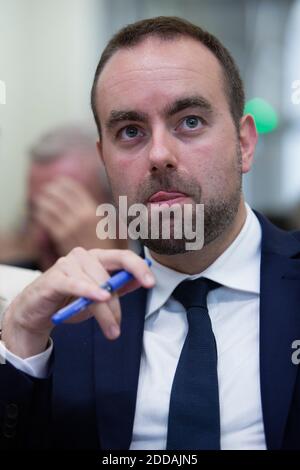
[172,277,220,310]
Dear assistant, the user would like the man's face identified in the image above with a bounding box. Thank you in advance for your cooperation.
[28,151,95,203]
[28,151,99,248]
[95,36,251,254]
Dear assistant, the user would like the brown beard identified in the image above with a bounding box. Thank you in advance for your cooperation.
[116,146,242,255]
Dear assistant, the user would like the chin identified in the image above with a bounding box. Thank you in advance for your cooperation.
[142,238,189,255]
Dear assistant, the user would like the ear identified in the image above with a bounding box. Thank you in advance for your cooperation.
[96,140,104,164]
[239,114,258,174]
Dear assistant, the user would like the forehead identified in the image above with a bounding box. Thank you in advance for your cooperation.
[96,36,227,117]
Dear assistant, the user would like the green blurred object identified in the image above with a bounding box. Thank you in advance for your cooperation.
[244,98,278,134]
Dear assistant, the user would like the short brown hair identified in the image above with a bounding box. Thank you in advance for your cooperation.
[91,16,245,136]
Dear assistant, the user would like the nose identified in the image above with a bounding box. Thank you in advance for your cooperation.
[148,128,178,174]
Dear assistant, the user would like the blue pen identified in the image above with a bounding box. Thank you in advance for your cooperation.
[52,258,152,325]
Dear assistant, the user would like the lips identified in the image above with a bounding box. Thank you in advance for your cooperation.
[148,191,188,205]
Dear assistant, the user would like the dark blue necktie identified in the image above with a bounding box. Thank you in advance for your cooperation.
[166,277,221,450]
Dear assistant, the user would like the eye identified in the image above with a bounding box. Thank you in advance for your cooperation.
[119,125,144,140]
[179,115,204,131]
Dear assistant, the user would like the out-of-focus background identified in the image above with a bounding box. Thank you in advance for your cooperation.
[0,0,300,239]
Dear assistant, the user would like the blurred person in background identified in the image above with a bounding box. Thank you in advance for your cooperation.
[3,15,300,452]
[0,124,127,271]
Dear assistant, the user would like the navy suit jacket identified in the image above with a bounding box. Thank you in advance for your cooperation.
[1,211,300,450]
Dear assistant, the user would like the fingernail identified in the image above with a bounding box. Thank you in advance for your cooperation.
[108,324,120,339]
[144,273,155,286]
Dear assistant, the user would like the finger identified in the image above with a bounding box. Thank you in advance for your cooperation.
[33,208,67,242]
[90,295,122,340]
[56,253,103,290]
[54,253,112,300]
[34,194,73,224]
[68,247,110,286]
[89,249,156,289]
[36,188,97,229]
[42,269,111,305]
[44,177,94,207]
[67,248,123,326]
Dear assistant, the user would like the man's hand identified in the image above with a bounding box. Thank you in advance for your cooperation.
[1,248,155,358]
[31,177,109,254]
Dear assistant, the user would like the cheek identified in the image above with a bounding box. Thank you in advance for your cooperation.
[186,139,239,197]
[184,141,219,180]
[104,157,142,201]
[102,143,146,198]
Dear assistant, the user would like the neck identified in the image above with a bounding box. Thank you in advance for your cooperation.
[149,198,248,275]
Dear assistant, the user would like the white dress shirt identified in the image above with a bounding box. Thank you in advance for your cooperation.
[130,204,266,450]
[0,204,266,450]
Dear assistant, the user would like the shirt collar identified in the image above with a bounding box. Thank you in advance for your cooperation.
[144,203,261,319]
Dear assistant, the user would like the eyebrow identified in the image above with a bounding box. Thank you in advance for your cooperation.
[106,110,148,130]
[105,95,213,131]
[163,96,213,117]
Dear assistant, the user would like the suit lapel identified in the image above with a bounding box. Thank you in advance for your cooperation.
[93,285,148,450]
[257,212,300,449]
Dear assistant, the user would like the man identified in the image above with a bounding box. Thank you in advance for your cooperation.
[0,125,127,271]
[1,17,300,450]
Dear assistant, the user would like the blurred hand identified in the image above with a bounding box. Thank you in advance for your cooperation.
[31,177,111,255]
[2,248,155,358]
